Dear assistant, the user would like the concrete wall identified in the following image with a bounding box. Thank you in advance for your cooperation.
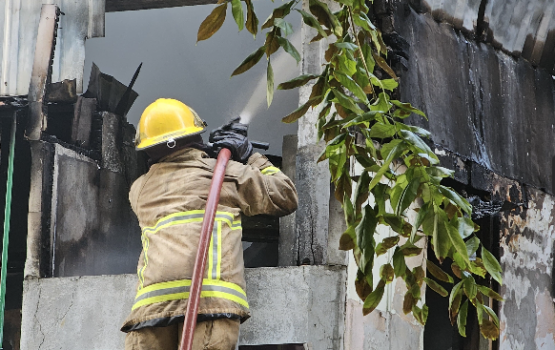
[20,266,347,350]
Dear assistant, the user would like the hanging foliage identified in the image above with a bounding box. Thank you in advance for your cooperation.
[197,0,503,340]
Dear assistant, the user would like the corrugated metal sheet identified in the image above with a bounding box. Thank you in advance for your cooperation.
[422,0,555,71]
[0,0,105,97]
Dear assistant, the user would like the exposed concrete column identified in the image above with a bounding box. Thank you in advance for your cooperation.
[25,140,55,279]
[295,0,346,266]
[279,134,298,266]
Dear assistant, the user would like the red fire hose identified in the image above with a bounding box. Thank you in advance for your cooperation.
[179,147,232,350]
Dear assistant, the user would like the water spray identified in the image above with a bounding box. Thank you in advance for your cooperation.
[238,31,301,124]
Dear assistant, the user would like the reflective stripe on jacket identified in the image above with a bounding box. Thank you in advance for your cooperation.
[121,148,298,332]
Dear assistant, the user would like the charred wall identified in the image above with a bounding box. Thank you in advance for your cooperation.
[374,1,555,349]
[392,5,555,194]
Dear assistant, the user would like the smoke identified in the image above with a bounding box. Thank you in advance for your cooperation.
[239,31,301,124]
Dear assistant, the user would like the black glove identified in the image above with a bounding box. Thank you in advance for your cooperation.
[209,118,253,164]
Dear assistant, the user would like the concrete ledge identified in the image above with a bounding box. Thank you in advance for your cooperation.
[20,266,346,349]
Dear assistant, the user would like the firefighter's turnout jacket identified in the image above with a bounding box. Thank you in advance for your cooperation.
[121,148,298,332]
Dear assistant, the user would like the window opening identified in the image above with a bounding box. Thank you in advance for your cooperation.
[424,179,500,350]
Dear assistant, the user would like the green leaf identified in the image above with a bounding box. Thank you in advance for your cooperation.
[380,79,399,91]
[411,201,430,241]
[368,141,405,191]
[335,0,354,6]
[197,3,228,42]
[391,100,427,118]
[335,42,359,51]
[331,88,364,114]
[449,281,463,310]
[453,252,468,271]
[382,214,404,234]
[354,171,370,213]
[371,92,392,112]
[297,9,328,38]
[424,206,451,262]
[333,72,368,103]
[343,111,381,128]
[361,44,376,74]
[339,226,356,250]
[308,0,342,37]
[407,125,431,138]
[395,176,420,215]
[380,263,395,283]
[262,0,294,29]
[274,18,293,37]
[457,300,469,337]
[393,247,407,277]
[426,259,453,283]
[437,185,472,215]
[231,46,265,76]
[372,51,397,78]
[481,247,503,285]
[245,0,258,38]
[231,0,244,31]
[481,304,500,327]
[463,274,477,300]
[369,122,396,138]
[477,285,504,302]
[278,74,320,90]
[356,206,378,275]
[265,30,280,57]
[412,304,429,325]
[267,60,274,107]
[373,183,389,215]
[400,130,439,165]
[276,36,301,63]
[447,220,470,266]
[353,13,376,33]
[363,285,384,315]
[466,235,481,256]
[335,54,358,76]
[282,98,314,123]
[426,166,455,183]
[376,236,400,256]
[424,277,448,297]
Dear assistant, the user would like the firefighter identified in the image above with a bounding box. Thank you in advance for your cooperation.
[121,98,298,350]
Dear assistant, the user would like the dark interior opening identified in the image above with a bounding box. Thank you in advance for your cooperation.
[423,179,500,350]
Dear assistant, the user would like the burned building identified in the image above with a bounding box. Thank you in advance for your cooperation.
[0,0,555,349]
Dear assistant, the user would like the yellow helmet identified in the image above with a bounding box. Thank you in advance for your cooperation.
[135,98,207,150]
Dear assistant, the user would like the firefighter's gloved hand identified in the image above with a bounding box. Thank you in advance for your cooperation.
[210,118,253,164]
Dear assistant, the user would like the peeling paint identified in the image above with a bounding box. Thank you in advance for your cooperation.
[535,289,555,348]
[499,187,555,350]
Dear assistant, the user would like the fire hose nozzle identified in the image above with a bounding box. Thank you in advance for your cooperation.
[250,141,270,151]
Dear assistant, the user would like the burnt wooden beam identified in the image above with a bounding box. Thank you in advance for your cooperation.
[106,0,218,12]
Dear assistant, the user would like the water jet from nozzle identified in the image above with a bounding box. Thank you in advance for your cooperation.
[238,31,301,125]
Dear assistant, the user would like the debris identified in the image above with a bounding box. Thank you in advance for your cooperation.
[83,63,139,117]
[46,79,77,103]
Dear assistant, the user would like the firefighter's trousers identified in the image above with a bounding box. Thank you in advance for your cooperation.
[124,318,240,350]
